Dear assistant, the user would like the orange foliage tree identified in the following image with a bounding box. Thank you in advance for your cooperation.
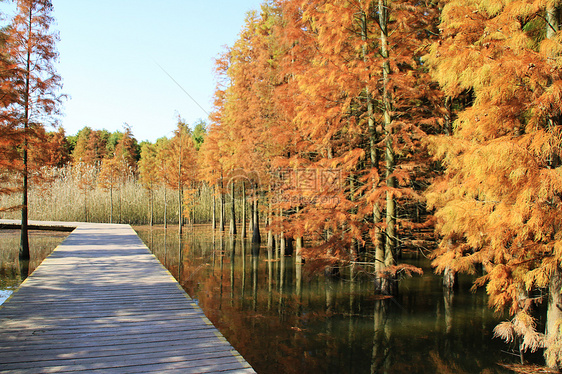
[100,125,138,223]
[71,127,110,166]
[4,0,63,261]
[199,122,225,230]
[155,136,171,228]
[44,127,71,167]
[138,142,159,226]
[161,118,198,234]
[426,0,562,366]
[266,0,441,290]
[203,0,442,291]
[98,157,120,223]
[0,24,21,200]
[113,124,138,170]
[204,3,299,243]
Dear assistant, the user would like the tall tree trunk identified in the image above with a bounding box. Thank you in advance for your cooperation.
[546,267,562,368]
[443,239,458,289]
[296,236,303,264]
[84,189,88,222]
[443,267,458,289]
[444,96,453,135]
[349,163,358,262]
[178,135,183,235]
[20,140,29,262]
[191,187,196,226]
[279,206,285,256]
[442,99,456,289]
[249,191,254,234]
[150,188,154,227]
[178,186,183,235]
[220,175,225,232]
[164,186,168,229]
[118,186,122,223]
[545,9,561,369]
[109,186,113,224]
[230,179,237,236]
[252,183,261,244]
[177,231,183,284]
[295,236,303,298]
[361,9,385,291]
[19,7,32,262]
[280,233,286,257]
[380,0,396,295]
[267,186,274,249]
[547,5,561,39]
[212,185,217,230]
[241,182,247,238]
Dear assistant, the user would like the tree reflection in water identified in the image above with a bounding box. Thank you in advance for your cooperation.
[0,229,69,285]
[135,225,524,374]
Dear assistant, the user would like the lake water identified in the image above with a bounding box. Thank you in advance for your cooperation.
[0,229,69,305]
[134,224,530,374]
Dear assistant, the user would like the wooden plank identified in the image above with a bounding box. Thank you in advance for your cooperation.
[0,221,256,374]
[0,340,235,364]
[0,331,226,352]
[0,347,243,369]
[0,357,254,374]
[0,312,207,330]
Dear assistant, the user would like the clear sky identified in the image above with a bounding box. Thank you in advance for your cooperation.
[2,0,264,142]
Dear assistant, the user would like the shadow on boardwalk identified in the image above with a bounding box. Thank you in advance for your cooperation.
[0,220,256,374]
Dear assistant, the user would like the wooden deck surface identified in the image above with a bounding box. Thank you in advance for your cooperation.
[0,221,256,373]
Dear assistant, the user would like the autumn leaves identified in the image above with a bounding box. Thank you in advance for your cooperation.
[2,0,562,367]
[205,0,562,366]
[0,0,63,261]
[202,0,441,291]
[425,0,562,366]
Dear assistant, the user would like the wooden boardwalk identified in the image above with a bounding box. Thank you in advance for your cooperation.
[0,222,256,373]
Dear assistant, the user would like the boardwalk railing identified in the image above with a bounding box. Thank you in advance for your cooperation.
[0,221,255,373]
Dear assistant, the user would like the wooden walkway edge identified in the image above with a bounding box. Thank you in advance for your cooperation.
[0,221,256,373]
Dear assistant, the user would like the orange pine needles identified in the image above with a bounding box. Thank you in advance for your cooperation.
[426,0,562,365]
[202,0,442,292]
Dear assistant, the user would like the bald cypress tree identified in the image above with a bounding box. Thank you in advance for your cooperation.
[426,0,562,366]
[5,0,63,262]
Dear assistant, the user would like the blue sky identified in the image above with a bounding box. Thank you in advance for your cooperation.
[3,0,264,142]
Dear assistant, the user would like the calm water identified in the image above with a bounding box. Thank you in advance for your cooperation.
[0,229,70,304]
[134,225,527,374]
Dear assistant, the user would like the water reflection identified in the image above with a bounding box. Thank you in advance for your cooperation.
[135,225,517,374]
[0,229,69,305]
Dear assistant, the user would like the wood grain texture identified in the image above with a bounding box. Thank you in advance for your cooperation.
[0,221,255,374]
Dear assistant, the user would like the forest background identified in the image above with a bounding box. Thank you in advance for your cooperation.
[2,0,562,370]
